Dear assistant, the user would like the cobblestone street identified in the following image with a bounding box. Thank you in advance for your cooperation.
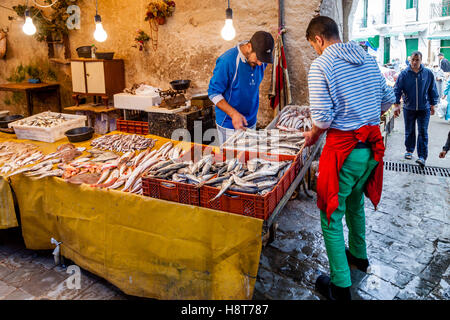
[0,115,449,300]
[254,114,450,300]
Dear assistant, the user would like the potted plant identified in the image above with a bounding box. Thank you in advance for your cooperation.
[145,0,176,25]
[133,29,151,51]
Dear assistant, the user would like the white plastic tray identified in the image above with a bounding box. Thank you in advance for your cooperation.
[8,112,87,143]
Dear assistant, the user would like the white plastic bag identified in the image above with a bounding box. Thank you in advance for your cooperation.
[437,98,447,119]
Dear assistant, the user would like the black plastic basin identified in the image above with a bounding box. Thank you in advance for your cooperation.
[0,114,24,128]
[65,126,94,143]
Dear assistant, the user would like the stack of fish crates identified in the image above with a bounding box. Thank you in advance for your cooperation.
[199,150,298,220]
[116,118,149,135]
[141,145,231,206]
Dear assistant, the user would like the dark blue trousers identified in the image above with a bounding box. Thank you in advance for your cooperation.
[403,108,431,160]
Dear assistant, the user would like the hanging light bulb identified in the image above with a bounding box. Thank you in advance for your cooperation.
[221,1,236,41]
[94,14,107,42]
[93,0,107,42]
[22,9,36,36]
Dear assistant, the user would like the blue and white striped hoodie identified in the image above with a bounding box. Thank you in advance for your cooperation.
[308,42,396,131]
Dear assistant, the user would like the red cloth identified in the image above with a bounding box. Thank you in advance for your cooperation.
[270,34,290,110]
[316,125,385,225]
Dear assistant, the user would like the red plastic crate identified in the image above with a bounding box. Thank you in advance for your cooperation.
[142,178,200,206]
[141,143,237,206]
[199,151,298,220]
[116,118,149,135]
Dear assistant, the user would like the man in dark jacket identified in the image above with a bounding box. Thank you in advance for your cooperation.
[439,131,450,158]
[394,51,439,167]
[438,53,450,73]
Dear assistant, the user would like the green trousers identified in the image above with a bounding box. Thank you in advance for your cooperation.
[320,148,379,288]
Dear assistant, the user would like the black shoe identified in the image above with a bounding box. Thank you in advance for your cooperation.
[415,158,426,168]
[345,248,369,273]
[315,275,352,300]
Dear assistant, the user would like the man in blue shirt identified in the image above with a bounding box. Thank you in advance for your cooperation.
[208,31,274,145]
[394,51,439,167]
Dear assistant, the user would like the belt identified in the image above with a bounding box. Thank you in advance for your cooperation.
[354,141,371,149]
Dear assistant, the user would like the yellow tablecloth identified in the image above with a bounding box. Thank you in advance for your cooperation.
[0,132,263,300]
[0,177,17,229]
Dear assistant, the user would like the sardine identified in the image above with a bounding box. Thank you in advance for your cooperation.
[209,175,234,202]
[233,174,257,188]
[229,185,258,194]
[33,169,64,180]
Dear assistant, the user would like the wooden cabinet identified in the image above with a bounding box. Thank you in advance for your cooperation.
[70,59,125,105]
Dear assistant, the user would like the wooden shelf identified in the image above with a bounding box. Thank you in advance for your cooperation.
[64,104,118,113]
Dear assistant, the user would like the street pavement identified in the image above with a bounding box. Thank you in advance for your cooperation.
[0,114,448,300]
[254,113,450,300]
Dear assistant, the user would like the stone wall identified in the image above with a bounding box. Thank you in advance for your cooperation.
[0,0,322,127]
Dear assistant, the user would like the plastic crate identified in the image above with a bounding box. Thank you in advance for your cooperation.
[141,144,235,206]
[8,112,87,143]
[142,178,200,206]
[199,151,298,220]
[116,118,149,135]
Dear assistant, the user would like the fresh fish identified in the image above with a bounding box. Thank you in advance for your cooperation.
[95,168,119,188]
[256,180,278,190]
[154,162,189,175]
[229,185,258,194]
[201,160,213,176]
[227,158,239,172]
[95,168,111,185]
[242,170,278,182]
[233,174,257,188]
[33,169,64,180]
[209,175,234,202]
[196,173,231,188]
[185,174,202,184]
[23,164,53,177]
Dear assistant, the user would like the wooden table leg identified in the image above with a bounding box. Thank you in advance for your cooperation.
[26,91,33,116]
[55,88,62,113]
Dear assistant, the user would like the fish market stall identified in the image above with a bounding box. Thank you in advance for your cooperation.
[0,131,263,299]
[261,105,324,242]
[0,105,316,299]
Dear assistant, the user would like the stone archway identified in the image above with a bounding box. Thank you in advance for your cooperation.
[319,0,359,42]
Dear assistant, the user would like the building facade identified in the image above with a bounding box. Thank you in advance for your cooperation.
[350,0,450,66]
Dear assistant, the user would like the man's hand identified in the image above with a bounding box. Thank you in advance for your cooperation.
[216,99,248,130]
[303,125,327,147]
[303,131,319,147]
[393,104,401,117]
[439,150,447,158]
[231,110,248,130]
[430,105,435,115]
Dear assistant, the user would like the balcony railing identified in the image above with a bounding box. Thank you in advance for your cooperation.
[430,1,450,19]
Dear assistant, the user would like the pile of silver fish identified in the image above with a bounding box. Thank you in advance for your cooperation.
[15,112,68,128]
[7,143,87,179]
[0,141,44,175]
[145,153,292,199]
[59,141,185,194]
[90,134,156,153]
[276,105,312,132]
[221,128,305,156]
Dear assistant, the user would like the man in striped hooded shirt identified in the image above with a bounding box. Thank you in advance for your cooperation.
[303,16,396,300]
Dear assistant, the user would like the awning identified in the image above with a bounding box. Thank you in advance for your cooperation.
[427,31,450,40]
[351,35,380,48]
